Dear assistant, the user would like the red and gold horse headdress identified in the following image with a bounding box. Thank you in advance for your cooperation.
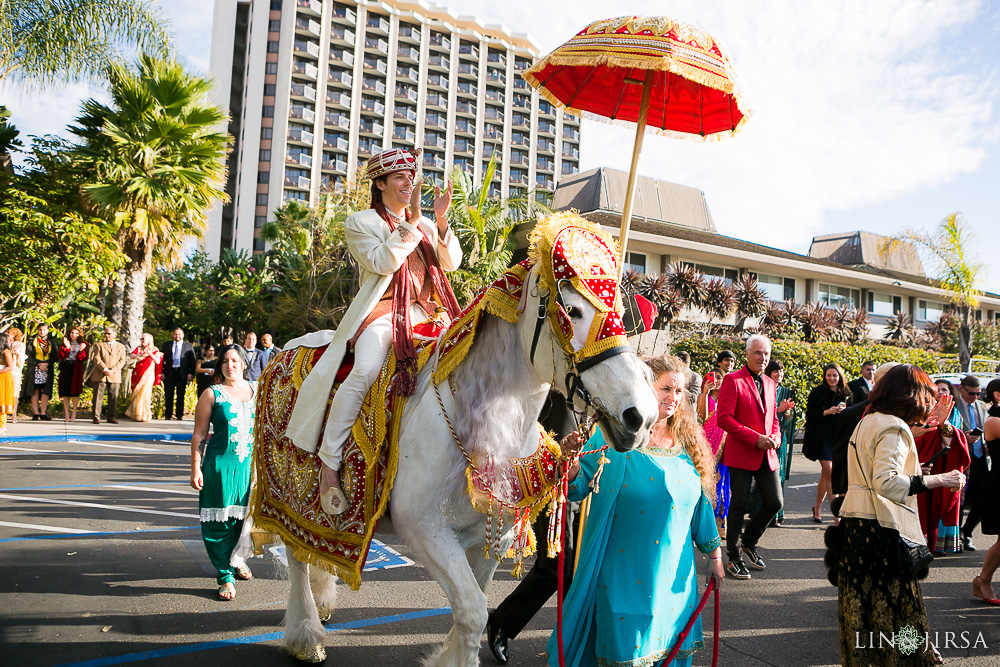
[433,211,627,384]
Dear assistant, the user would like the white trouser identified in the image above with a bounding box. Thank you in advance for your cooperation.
[318,304,429,470]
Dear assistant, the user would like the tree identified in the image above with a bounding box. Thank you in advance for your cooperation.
[71,55,229,348]
[0,135,124,329]
[732,273,768,333]
[433,155,551,304]
[1,0,169,87]
[881,213,984,371]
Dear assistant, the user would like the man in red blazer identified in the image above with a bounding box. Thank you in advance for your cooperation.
[716,334,782,580]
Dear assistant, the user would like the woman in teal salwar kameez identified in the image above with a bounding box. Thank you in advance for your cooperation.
[548,356,724,667]
[190,345,256,600]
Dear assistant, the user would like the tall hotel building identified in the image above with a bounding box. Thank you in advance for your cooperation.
[205,0,582,257]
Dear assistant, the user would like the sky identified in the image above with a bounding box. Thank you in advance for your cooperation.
[4,0,1000,293]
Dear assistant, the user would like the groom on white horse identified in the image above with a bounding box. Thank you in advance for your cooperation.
[282,147,463,513]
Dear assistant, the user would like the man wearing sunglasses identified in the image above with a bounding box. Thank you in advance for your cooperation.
[957,375,990,550]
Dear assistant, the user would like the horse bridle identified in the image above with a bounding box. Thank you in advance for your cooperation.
[528,277,632,433]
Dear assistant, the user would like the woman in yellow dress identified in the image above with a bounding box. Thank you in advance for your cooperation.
[0,331,16,435]
[125,333,163,422]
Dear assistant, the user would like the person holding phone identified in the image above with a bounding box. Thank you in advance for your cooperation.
[698,367,730,535]
[957,375,990,550]
[804,363,854,523]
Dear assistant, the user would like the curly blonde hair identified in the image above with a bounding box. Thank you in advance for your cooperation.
[646,355,717,503]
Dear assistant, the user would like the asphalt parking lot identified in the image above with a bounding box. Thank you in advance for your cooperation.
[1,420,998,666]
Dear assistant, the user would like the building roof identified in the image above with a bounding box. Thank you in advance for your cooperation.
[552,167,716,232]
[808,231,925,277]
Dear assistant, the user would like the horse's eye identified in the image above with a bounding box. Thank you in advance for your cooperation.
[565,306,583,319]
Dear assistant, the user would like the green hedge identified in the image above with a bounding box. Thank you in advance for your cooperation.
[672,337,945,429]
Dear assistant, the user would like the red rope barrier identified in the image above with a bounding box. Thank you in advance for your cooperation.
[556,466,569,667]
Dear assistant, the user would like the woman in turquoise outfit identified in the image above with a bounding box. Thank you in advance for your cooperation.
[190,345,256,600]
[548,355,725,667]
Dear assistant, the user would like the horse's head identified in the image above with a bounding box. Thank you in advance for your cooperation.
[521,212,658,452]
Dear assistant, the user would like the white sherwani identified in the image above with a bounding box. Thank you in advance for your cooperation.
[284,208,462,454]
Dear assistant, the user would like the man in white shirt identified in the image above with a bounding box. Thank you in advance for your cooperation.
[159,329,195,420]
[848,360,875,405]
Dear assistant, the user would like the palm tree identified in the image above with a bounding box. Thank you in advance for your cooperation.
[880,213,984,371]
[883,311,916,347]
[433,155,550,304]
[1,0,169,86]
[71,55,229,347]
[732,273,768,332]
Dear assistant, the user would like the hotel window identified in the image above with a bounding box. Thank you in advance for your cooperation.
[257,171,270,184]
[256,193,269,206]
[259,149,271,162]
[264,83,276,96]
[917,300,946,322]
[818,283,860,309]
[267,41,280,53]
[261,127,273,140]
[683,262,738,284]
[753,273,795,301]
[867,292,903,317]
[253,238,265,252]
[269,19,281,32]
[625,252,646,274]
[254,215,267,228]
[266,62,279,75]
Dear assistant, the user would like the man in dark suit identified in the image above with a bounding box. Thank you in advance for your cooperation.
[716,334,781,580]
[243,332,267,382]
[956,375,990,550]
[261,333,281,363]
[847,360,876,405]
[160,328,196,420]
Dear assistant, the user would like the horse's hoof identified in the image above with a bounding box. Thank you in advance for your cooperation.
[320,487,348,515]
[317,605,333,623]
[292,644,327,663]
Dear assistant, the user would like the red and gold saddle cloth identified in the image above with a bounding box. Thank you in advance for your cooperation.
[250,341,435,590]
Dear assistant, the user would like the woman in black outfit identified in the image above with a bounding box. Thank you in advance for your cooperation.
[973,378,1000,605]
[804,362,853,522]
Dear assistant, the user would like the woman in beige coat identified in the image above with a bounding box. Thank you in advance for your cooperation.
[282,148,463,512]
[836,365,965,666]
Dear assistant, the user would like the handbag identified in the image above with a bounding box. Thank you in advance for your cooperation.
[849,427,934,577]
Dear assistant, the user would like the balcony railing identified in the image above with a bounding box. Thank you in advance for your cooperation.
[453,139,474,154]
[509,171,527,185]
[362,77,386,95]
[483,107,504,122]
[424,112,446,129]
[287,127,314,144]
[329,49,354,66]
[422,153,445,170]
[398,25,420,41]
[357,139,378,155]
[425,92,446,107]
[331,5,356,23]
[396,65,418,82]
[512,114,530,128]
[536,140,554,152]
[289,105,315,123]
[427,74,448,90]
[363,57,388,75]
[359,120,384,135]
[365,37,388,54]
[482,125,502,140]
[511,133,529,147]
[424,133,446,149]
[561,163,579,176]
[513,77,530,91]
[293,39,320,59]
[458,43,478,58]
[290,83,317,101]
[366,15,389,34]
[536,158,554,171]
[287,151,313,168]
[295,17,321,37]
[457,81,476,96]
[454,119,475,135]
[457,62,478,77]
[395,86,418,103]
[509,152,528,166]
[325,112,350,129]
[284,174,312,190]
[394,106,417,123]
[327,69,352,87]
[563,127,580,141]
[360,100,385,116]
[392,126,416,143]
[326,91,350,108]
[455,100,475,115]
[539,102,556,116]
[292,60,318,80]
[485,88,504,104]
[323,134,349,151]
[330,27,355,44]
[536,175,554,189]
[296,0,321,16]
[487,51,506,66]
[397,45,419,62]
[428,54,449,69]
[429,33,451,50]
[538,121,556,134]
[486,68,506,85]
[562,147,580,160]
[323,158,348,172]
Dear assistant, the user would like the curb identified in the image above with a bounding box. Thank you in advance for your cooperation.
[0,433,191,443]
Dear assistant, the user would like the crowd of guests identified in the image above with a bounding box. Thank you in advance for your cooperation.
[0,324,282,425]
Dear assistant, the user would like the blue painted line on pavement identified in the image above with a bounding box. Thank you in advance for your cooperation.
[0,433,189,443]
[0,481,184,492]
[0,525,200,543]
[51,606,452,667]
[0,449,186,457]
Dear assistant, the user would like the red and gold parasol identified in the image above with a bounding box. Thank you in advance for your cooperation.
[523,16,750,268]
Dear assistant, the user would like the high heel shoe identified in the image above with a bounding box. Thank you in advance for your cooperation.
[812,508,824,523]
[973,576,1000,605]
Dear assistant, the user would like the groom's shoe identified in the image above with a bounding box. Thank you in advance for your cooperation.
[486,613,508,664]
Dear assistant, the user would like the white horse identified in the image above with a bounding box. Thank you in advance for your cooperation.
[275,263,657,665]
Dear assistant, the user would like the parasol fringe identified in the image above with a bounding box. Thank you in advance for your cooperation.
[528,82,752,143]
[524,52,744,99]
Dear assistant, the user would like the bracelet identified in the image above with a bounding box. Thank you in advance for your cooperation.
[708,555,722,559]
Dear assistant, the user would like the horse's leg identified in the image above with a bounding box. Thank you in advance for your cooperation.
[310,564,338,623]
[466,543,502,593]
[405,523,488,667]
[284,554,327,663]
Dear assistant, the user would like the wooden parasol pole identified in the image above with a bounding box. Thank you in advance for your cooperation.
[617,69,654,275]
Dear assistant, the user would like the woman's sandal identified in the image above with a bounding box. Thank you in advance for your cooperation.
[218,582,236,600]
[235,564,253,581]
